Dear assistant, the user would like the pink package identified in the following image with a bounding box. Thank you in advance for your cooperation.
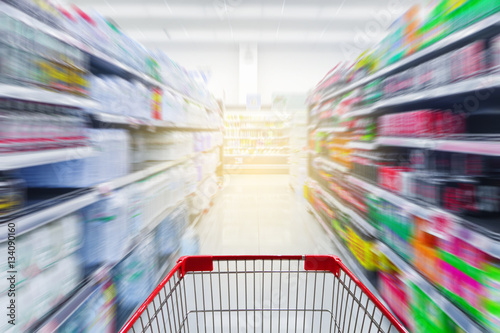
[437,234,459,256]
[457,238,487,269]
[439,260,462,296]
[379,272,409,327]
[458,270,484,309]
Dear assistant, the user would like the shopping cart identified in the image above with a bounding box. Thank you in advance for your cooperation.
[120,255,408,333]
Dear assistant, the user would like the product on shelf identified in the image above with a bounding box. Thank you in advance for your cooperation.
[18,129,130,187]
[0,100,89,153]
[378,109,467,138]
[57,269,117,333]
[309,3,500,332]
[81,189,128,270]
[0,172,25,218]
[142,131,194,162]
[88,76,151,119]
[347,225,377,271]
[379,271,410,328]
[113,233,156,328]
[0,11,89,95]
[1,211,84,331]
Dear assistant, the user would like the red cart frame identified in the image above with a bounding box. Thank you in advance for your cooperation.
[120,255,408,332]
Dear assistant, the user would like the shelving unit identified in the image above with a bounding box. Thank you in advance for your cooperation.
[378,243,483,333]
[0,3,223,332]
[305,201,384,306]
[0,3,219,115]
[92,111,221,131]
[0,147,95,171]
[316,12,500,104]
[223,106,291,173]
[307,8,500,332]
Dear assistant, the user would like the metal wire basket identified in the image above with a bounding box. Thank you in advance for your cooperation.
[120,255,408,333]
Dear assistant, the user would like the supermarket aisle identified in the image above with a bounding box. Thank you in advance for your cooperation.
[196,175,338,255]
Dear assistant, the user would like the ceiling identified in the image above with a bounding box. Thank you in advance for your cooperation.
[69,0,420,48]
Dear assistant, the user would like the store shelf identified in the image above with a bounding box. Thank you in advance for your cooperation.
[32,266,112,333]
[314,181,377,237]
[341,106,374,120]
[348,175,500,259]
[101,154,195,193]
[347,141,378,150]
[342,74,500,120]
[155,249,181,286]
[161,84,218,113]
[347,175,429,220]
[378,243,484,333]
[0,3,218,114]
[224,146,290,149]
[1,151,206,244]
[316,126,348,133]
[224,164,289,169]
[314,156,348,173]
[224,136,289,139]
[35,203,185,333]
[0,146,95,171]
[349,136,500,156]
[306,201,385,307]
[224,154,290,157]
[318,13,500,104]
[0,84,101,109]
[378,74,500,109]
[92,112,220,131]
[0,190,99,242]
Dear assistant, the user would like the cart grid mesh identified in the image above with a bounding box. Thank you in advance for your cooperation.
[122,256,407,333]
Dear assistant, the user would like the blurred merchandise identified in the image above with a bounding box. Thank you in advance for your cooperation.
[179,226,200,256]
[18,129,130,187]
[142,131,193,162]
[0,100,89,153]
[308,2,500,332]
[57,270,117,333]
[0,9,89,95]
[0,172,25,218]
[0,212,83,332]
[87,76,151,119]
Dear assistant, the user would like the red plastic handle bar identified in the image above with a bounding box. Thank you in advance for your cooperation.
[119,255,408,333]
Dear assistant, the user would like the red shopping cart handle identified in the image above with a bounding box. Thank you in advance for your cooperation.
[120,255,409,333]
[177,255,343,277]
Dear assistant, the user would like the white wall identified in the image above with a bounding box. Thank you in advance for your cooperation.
[258,45,343,104]
[164,44,343,105]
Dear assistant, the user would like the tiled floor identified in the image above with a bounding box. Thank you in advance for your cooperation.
[197,174,339,255]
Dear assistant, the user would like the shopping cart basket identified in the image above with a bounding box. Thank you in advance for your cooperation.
[120,255,408,333]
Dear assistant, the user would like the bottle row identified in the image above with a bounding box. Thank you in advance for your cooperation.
[0,100,88,152]
[224,138,289,148]
[223,147,289,156]
[224,129,288,138]
[0,130,221,218]
[312,2,499,97]
[0,3,216,108]
[306,174,499,332]
[0,190,193,332]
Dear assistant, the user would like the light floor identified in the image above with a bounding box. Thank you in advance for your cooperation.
[197,174,339,256]
[190,175,394,332]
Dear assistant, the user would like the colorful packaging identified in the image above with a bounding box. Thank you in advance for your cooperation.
[484,261,500,332]
[414,242,439,283]
[379,271,410,327]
